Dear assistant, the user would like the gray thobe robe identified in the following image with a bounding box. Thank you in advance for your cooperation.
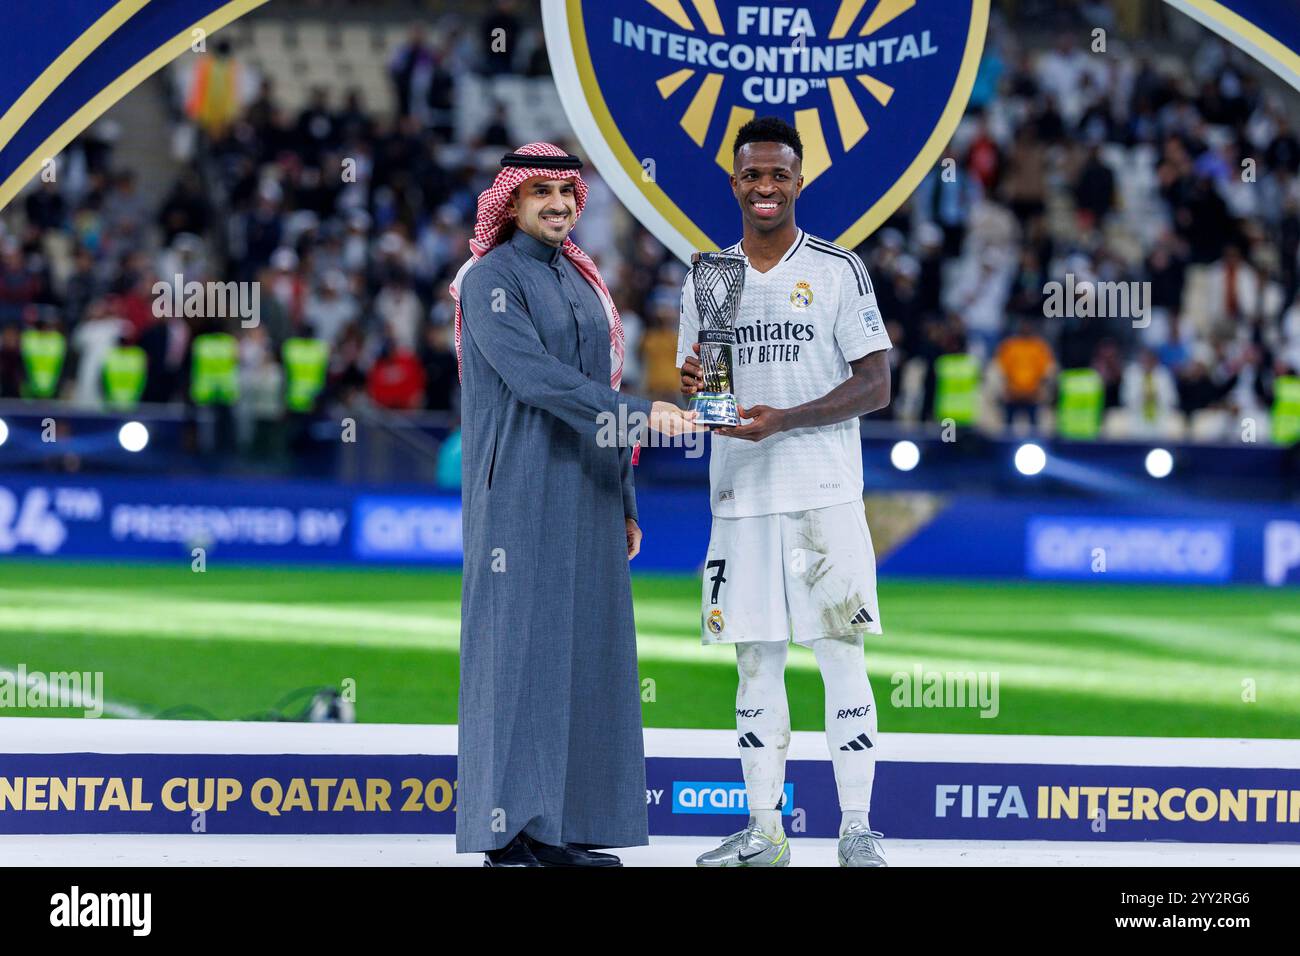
[456,228,653,853]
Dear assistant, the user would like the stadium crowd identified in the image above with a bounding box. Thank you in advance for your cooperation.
[1,0,1298,454]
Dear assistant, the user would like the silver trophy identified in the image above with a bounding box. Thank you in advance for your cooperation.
[688,251,747,427]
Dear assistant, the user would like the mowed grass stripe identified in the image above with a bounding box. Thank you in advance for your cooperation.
[0,561,1296,734]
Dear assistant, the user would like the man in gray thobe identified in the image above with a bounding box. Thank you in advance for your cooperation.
[450,144,697,866]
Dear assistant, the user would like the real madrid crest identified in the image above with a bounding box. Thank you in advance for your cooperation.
[790,280,813,310]
[707,608,725,634]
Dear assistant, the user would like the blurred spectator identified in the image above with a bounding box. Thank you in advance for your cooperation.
[181,39,256,140]
[305,270,358,345]
[965,116,1001,192]
[1091,338,1125,408]
[102,171,148,250]
[372,269,423,353]
[639,291,682,402]
[0,241,46,325]
[138,303,189,404]
[419,322,459,413]
[915,147,979,257]
[944,250,1010,360]
[999,126,1047,223]
[480,102,513,149]
[108,273,155,342]
[367,335,425,410]
[69,300,128,406]
[25,180,67,231]
[295,87,338,166]
[1178,358,1237,416]
[0,324,23,397]
[1072,144,1116,229]
[240,326,286,462]
[389,25,433,121]
[995,318,1056,431]
[1146,233,1188,317]
[1121,348,1180,437]
[337,88,375,145]
[482,0,521,75]
[158,172,213,244]
[1203,244,1276,332]
[62,246,102,330]
[262,247,306,331]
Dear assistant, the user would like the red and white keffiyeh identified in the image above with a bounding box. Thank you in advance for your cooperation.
[448,142,625,391]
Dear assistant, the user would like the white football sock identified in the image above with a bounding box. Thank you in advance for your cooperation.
[734,640,790,841]
[840,809,871,835]
[812,635,877,835]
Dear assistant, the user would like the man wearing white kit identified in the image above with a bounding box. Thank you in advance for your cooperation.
[679,117,892,868]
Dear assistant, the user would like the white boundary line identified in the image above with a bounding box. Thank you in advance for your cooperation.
[0,665,147,720]
[2,718,1298,768]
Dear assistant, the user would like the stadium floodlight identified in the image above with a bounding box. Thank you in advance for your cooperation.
[0,418,7,447]
[890,440,920,472]
[1014,442,1046,476]
[118,421,149,453]
[1145,447,1173,478]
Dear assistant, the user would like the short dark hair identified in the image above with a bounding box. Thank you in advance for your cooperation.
[733,116,802,160]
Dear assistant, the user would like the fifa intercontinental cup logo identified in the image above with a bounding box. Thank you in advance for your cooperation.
[689,252,747,427]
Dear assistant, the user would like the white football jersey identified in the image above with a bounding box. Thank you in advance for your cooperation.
[676,229,892,518]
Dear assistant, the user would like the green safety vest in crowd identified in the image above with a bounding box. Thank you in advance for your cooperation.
[1057,368,1104,440]
[190,332,239,405]
[934,353,979,426]
[282,337,330,412]
[20,329,66,398]
[1274,376,1300,446]
[103,345,147,409]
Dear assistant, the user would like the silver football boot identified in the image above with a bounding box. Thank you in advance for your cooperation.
[837,822,888,867]
[696,818,791,867]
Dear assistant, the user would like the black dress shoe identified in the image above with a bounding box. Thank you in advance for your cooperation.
[484,834,543,867]
[524,835,622,867]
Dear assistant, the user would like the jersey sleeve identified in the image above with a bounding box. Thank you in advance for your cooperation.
[675,267,699,369]
[834,254,893,363]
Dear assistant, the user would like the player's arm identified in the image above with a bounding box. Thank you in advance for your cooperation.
[719,351,890,441]
[463,264,698,438]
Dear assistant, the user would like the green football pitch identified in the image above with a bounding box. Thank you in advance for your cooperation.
[1,560,1297,738]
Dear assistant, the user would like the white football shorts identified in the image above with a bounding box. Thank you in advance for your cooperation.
[699,500,883,646]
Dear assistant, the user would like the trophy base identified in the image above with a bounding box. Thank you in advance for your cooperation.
[690,392,740,428]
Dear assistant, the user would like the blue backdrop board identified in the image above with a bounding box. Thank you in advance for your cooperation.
[2,473,1297,586]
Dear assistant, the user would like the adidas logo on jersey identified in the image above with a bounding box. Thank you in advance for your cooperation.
[738,732,764,748]
[839,733,873,752]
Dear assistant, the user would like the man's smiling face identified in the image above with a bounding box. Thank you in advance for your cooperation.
[731,141,802,233]
[509,177,577,246]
